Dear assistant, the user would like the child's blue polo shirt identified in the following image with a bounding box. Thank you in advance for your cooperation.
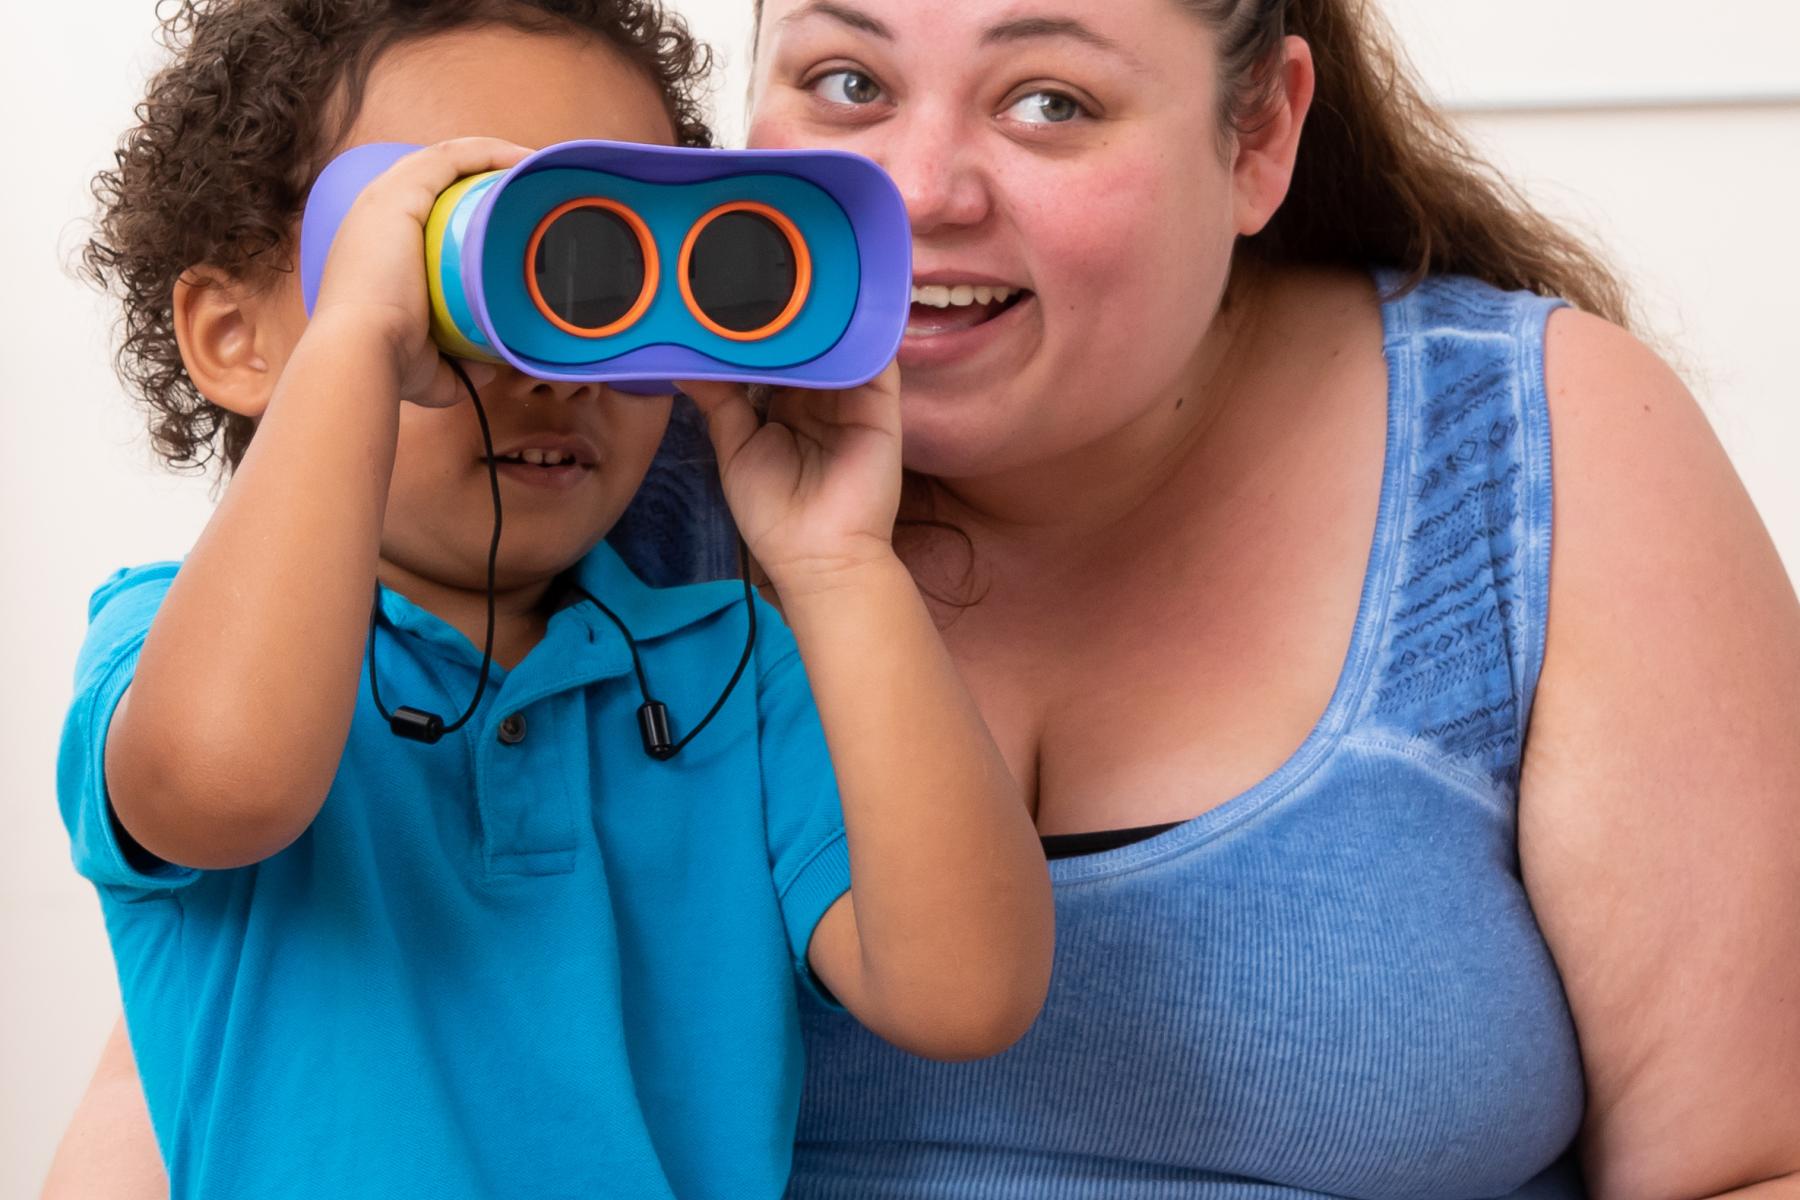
[58,543,852,1199]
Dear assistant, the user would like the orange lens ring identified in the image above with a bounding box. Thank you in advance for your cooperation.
[678,202,813,343]
[524,197,659,339]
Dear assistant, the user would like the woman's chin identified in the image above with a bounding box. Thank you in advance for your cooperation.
[899,413,1044,483]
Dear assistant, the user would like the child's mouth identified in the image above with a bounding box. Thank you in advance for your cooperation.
[481,445,598,491]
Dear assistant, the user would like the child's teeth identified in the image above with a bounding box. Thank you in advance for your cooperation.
[522,449,546,465]
[544,450,566,466]
[948,284,975,306]
[973,286,993,305]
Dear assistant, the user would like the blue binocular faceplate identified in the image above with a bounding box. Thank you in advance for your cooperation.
[300,140,912,395]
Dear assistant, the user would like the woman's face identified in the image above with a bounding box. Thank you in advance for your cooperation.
[750,0,1260,481]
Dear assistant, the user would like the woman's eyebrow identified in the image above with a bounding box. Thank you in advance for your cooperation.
[981,16,1136,64]
[780,1,894,41]
[778,5,1133,66]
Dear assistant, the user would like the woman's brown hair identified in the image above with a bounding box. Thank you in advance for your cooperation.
[1207,0,1631,324]
[84,0,716,476]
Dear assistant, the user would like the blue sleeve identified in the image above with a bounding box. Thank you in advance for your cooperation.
[754,608,852,1001]
[56,563,201,894]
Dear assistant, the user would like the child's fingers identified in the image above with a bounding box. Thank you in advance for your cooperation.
[409,358,486,410]
[866,359,902,399]
[461,360,500,391]
[410,137,533,188]
[369,137,533,224]
[679,379,762,469]
[422,359,466,409]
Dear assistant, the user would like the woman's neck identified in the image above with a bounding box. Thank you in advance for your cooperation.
[927,269,1273,555]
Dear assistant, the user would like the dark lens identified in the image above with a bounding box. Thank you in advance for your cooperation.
[687,211,798,334]
[533,206,644,331]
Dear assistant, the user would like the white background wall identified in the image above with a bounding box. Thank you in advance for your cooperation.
[4,2,1796,1193]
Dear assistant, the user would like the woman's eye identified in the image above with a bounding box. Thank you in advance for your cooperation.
[811,69,884,106]
[1004,90,1087,125]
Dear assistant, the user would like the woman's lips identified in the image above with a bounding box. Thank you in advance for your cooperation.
[906,299,1004,336]
[899,292,1034,371]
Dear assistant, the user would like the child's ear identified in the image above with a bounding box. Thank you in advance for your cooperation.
[1231,35,1316,239]
[171,267,286,420]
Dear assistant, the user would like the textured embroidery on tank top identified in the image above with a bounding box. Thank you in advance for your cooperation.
[1366,277,1558,790]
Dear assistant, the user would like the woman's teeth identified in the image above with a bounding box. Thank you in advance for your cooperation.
[906,283,1028,340]
[911,284,1020,308]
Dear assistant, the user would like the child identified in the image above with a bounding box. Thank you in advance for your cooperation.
[59,2,1053,1197]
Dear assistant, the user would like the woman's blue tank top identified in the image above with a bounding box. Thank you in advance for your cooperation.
[612,272,1586,1199]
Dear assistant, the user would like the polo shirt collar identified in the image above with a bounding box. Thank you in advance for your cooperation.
[565,540,746,643]
[374,582,480,662]
[374,541,745,669]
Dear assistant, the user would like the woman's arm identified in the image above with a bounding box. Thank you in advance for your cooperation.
[1522,310,1800,1200]
[41,1019,165,1200]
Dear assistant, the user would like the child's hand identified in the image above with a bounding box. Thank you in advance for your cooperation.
[309,137,530,408]
[680,363,903,594]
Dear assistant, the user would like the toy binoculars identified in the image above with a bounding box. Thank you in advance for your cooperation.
[300,140,912,395]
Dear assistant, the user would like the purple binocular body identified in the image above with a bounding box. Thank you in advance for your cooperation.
[301,140,912,395]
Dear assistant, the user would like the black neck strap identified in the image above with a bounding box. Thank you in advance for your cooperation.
[366,357,758,760]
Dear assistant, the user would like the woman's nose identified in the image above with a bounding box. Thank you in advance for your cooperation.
[875,109,994,236]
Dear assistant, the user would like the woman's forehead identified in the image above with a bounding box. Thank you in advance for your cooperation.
[756,0,1201,62]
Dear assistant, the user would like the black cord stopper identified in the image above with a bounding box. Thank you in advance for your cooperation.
[638,701,675,760]
[571,534,756,764]
[389,707,446,744]
[368,357,501,748]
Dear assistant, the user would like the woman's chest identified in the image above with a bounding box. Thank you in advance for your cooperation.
[938,314,1392,833]
[946,483,1380,835]
[798,751,1585,1194]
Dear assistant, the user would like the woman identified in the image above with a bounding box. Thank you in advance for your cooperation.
[48,0,1800,1196]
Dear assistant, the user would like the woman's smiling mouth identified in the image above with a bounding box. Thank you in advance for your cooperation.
[901,277,1035,369]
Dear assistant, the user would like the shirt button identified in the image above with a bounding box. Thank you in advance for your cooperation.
[497,713,528,746]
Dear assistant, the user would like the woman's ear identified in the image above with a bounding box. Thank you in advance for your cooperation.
[171,267,286,420]
[1231,35,1316,238]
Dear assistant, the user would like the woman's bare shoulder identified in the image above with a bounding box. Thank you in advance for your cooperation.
[1520,307,1800,1199]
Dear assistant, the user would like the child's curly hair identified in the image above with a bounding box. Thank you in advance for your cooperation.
[82,0,716,476]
